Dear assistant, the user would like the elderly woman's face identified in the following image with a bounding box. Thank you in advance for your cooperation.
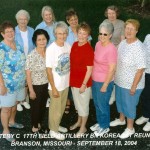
[36,34,47,49]
[55,27,67,43]
[43,10,53,24]
[99,27,111,43]
[77,28,89,44]
[67,15,78,28]
[107,9,117,22]
[17,15,28,28]
[125,23,138,40]
[1,27,15,42]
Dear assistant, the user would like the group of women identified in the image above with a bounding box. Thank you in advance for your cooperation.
[0,5,149,142]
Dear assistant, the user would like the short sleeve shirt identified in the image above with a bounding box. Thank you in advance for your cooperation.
[46,42,71,91]
[0,42,26,93]
[115,39,146,89]
[92,41,117,82]
[70,42,94,87]
[25,49,48,85]
[143,34,150,74]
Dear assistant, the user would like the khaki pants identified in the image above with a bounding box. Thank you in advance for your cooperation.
[49,87,68,132]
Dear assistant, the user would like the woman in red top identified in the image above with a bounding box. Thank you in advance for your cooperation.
[70,22,94,137]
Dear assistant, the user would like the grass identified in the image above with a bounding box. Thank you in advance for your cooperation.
[0,0,149,46]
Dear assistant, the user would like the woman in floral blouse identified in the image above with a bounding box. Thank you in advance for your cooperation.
[25,29,49,134]
[0,21,26,142]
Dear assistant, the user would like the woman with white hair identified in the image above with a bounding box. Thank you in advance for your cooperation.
[15,9,34,111]
[46,21,71,140]
[91,21,117,137]
[35,5,56,45]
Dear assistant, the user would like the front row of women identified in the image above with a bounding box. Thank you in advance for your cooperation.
[0,19,148,142]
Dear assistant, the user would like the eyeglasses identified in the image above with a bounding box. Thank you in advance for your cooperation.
[99,33,108,36]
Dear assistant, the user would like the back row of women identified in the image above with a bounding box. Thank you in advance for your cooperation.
[0,5,149,142]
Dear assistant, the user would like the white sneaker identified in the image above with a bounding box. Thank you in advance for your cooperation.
[49,130,65,140]
[143,122,150,131]
[58,126,68,133]
[120,128,135,139]
[90,123,100,131]
[17,104,23,111]
[46,98,50,108]
[94,127,110,137]
[135,116,149,125]
[22,102,30,109]
[110,119,126,127]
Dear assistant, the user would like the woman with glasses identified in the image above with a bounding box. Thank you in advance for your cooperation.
[103,5,125,106]
[91,21,117,137]
[110,19,146,139]
[15,9,34,111]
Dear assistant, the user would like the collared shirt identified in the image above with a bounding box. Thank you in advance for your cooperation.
[35,21,56,46]
[15,26,35,55]
[115,39,146,89]
[0,42,26,93]
[143,34,150,74]
[25,49,48,85]
[66,26,92,46]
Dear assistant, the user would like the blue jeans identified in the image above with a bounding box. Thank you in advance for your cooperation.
[92,80,114,128]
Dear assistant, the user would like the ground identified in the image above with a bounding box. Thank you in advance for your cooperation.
[0,100,150,150]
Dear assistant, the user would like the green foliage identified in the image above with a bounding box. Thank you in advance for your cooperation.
[0,0,149,45]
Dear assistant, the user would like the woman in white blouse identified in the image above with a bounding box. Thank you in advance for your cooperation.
[110,19,146,139]
[135,34,150,131]
[25,29,49,133]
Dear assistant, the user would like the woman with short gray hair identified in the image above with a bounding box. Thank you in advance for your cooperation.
[91,21,117,137]
[15,9,34,111]
[46,21,71,140]
[35,5,56,45]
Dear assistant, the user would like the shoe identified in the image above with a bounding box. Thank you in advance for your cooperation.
[22,102,30,109]
[76,129,87,138]
[58,126,68,133]
[110,119,126,127]
[46,98,50,108]
[143,122,150,131]
[135,116,149,125]
[49,130,65,140]
[120,128,135,139]
[70,123,80,130]
[9,122,24,129]
[94,127,110,137]
[3,134,16,142]
[17,104,23,111]
[90,123,100,131]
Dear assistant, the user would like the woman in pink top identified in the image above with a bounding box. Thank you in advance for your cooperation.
[91,22,117,137]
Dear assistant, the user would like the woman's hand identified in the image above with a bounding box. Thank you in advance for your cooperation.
[29,90,36,100]
[100,84,107,92]
[130,85,136,95]
[0,85,7,95]
[79,84,86,94]
[52,87,60,98]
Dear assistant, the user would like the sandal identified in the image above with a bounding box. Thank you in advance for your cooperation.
[64,105,70,114]
[9,123,24,129]
[3,134,16,142]
[70,123,80,130]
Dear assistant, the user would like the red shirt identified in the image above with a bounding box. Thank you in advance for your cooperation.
[70,42,94,88]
